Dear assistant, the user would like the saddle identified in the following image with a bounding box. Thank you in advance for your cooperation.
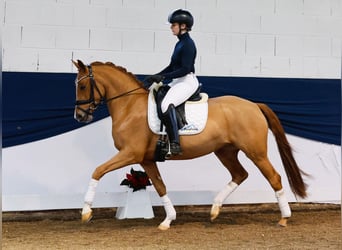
[147,83,208,136]
[147,83,209,161]
[153,84,202,130]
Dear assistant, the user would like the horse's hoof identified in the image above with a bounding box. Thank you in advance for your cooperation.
[158,216,174,231]
[210,204,220,222]
[158,223,170,231]
[278,218,288,227]
[81,211,93,223]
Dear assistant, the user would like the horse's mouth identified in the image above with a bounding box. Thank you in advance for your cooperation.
[79,115,93,123]
[74,111,94,123]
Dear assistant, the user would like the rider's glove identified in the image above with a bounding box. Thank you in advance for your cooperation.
[143,75,165,90]
[144,75,165,84]
[143,80,153,90]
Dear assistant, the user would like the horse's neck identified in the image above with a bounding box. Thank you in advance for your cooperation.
[107,91,146,116]
[103,71,147,120]
[105,73,139,97]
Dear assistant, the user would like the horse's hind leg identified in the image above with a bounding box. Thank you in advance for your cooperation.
[141,161,176,230]
[249,155,291,227]
[211,147,248,221]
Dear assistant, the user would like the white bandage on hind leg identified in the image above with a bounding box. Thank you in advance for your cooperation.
[84,178,99,205]
[275,189,291,218]
[213,181,238,206]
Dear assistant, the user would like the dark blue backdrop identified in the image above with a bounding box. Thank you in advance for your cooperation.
[3,72,341,147]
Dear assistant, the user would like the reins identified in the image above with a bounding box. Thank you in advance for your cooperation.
[75,65,144,113]
[105,86,144,104]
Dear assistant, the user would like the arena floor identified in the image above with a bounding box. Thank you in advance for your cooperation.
[2,203,341,250]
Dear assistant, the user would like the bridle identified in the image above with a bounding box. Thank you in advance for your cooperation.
[75,65,143,116]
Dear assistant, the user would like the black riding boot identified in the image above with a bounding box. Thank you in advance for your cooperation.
[162,104,182,156]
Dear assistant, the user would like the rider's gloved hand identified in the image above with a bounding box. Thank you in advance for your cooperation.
[143,80,153,90]
[143,75,165,90]
[145,75,165,84]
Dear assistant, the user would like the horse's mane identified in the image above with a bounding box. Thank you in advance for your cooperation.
[90,61,143,86]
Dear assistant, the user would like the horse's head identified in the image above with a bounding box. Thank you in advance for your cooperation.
[72,60,105,123]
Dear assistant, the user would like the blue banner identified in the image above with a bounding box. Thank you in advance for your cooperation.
[3,72,341,147]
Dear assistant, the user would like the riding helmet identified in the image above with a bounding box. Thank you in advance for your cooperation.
[168,9,194,30]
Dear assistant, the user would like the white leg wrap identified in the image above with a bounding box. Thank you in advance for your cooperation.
[84,178,98,205]
[213,181,238,206]
[159,194,176,229]
[82,203,92,215]
[275,189,291,218]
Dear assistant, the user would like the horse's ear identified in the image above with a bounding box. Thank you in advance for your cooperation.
[72,59,86,72]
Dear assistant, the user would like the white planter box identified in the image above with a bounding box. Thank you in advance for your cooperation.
[115,189,154,219]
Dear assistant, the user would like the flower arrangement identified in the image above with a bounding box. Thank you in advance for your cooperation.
[120,168,152,192]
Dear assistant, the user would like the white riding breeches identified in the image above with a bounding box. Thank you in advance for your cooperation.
[161,73,200,113]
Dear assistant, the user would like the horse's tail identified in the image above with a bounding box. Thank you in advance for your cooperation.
[257,103,307,198]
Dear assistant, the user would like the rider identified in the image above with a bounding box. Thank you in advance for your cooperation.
[144,9,200,156]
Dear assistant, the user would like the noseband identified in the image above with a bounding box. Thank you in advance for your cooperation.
[75,65,143,116]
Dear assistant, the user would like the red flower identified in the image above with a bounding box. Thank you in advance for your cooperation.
[120,168,152,192]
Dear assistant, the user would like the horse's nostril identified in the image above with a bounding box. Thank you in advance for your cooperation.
[75,111,84,121]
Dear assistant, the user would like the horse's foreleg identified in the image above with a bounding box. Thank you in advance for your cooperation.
[211,148,248,221]
[81,178,98,222]
[81,151,138,223]
[159,195,176,230]
[141,161,176,230]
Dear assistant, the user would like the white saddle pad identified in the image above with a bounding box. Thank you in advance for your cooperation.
[147,83,208,135]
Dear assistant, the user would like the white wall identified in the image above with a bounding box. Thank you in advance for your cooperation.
[2,1,341,211]
[2,0,342,78]
[3,118,341,211]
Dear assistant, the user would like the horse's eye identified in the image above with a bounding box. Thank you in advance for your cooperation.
[79,85,86,90]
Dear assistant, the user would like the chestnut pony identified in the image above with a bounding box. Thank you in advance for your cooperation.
[73,60,307,230]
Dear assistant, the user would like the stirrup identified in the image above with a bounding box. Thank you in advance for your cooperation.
[165,142,182,159]
[170,142,182,155]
